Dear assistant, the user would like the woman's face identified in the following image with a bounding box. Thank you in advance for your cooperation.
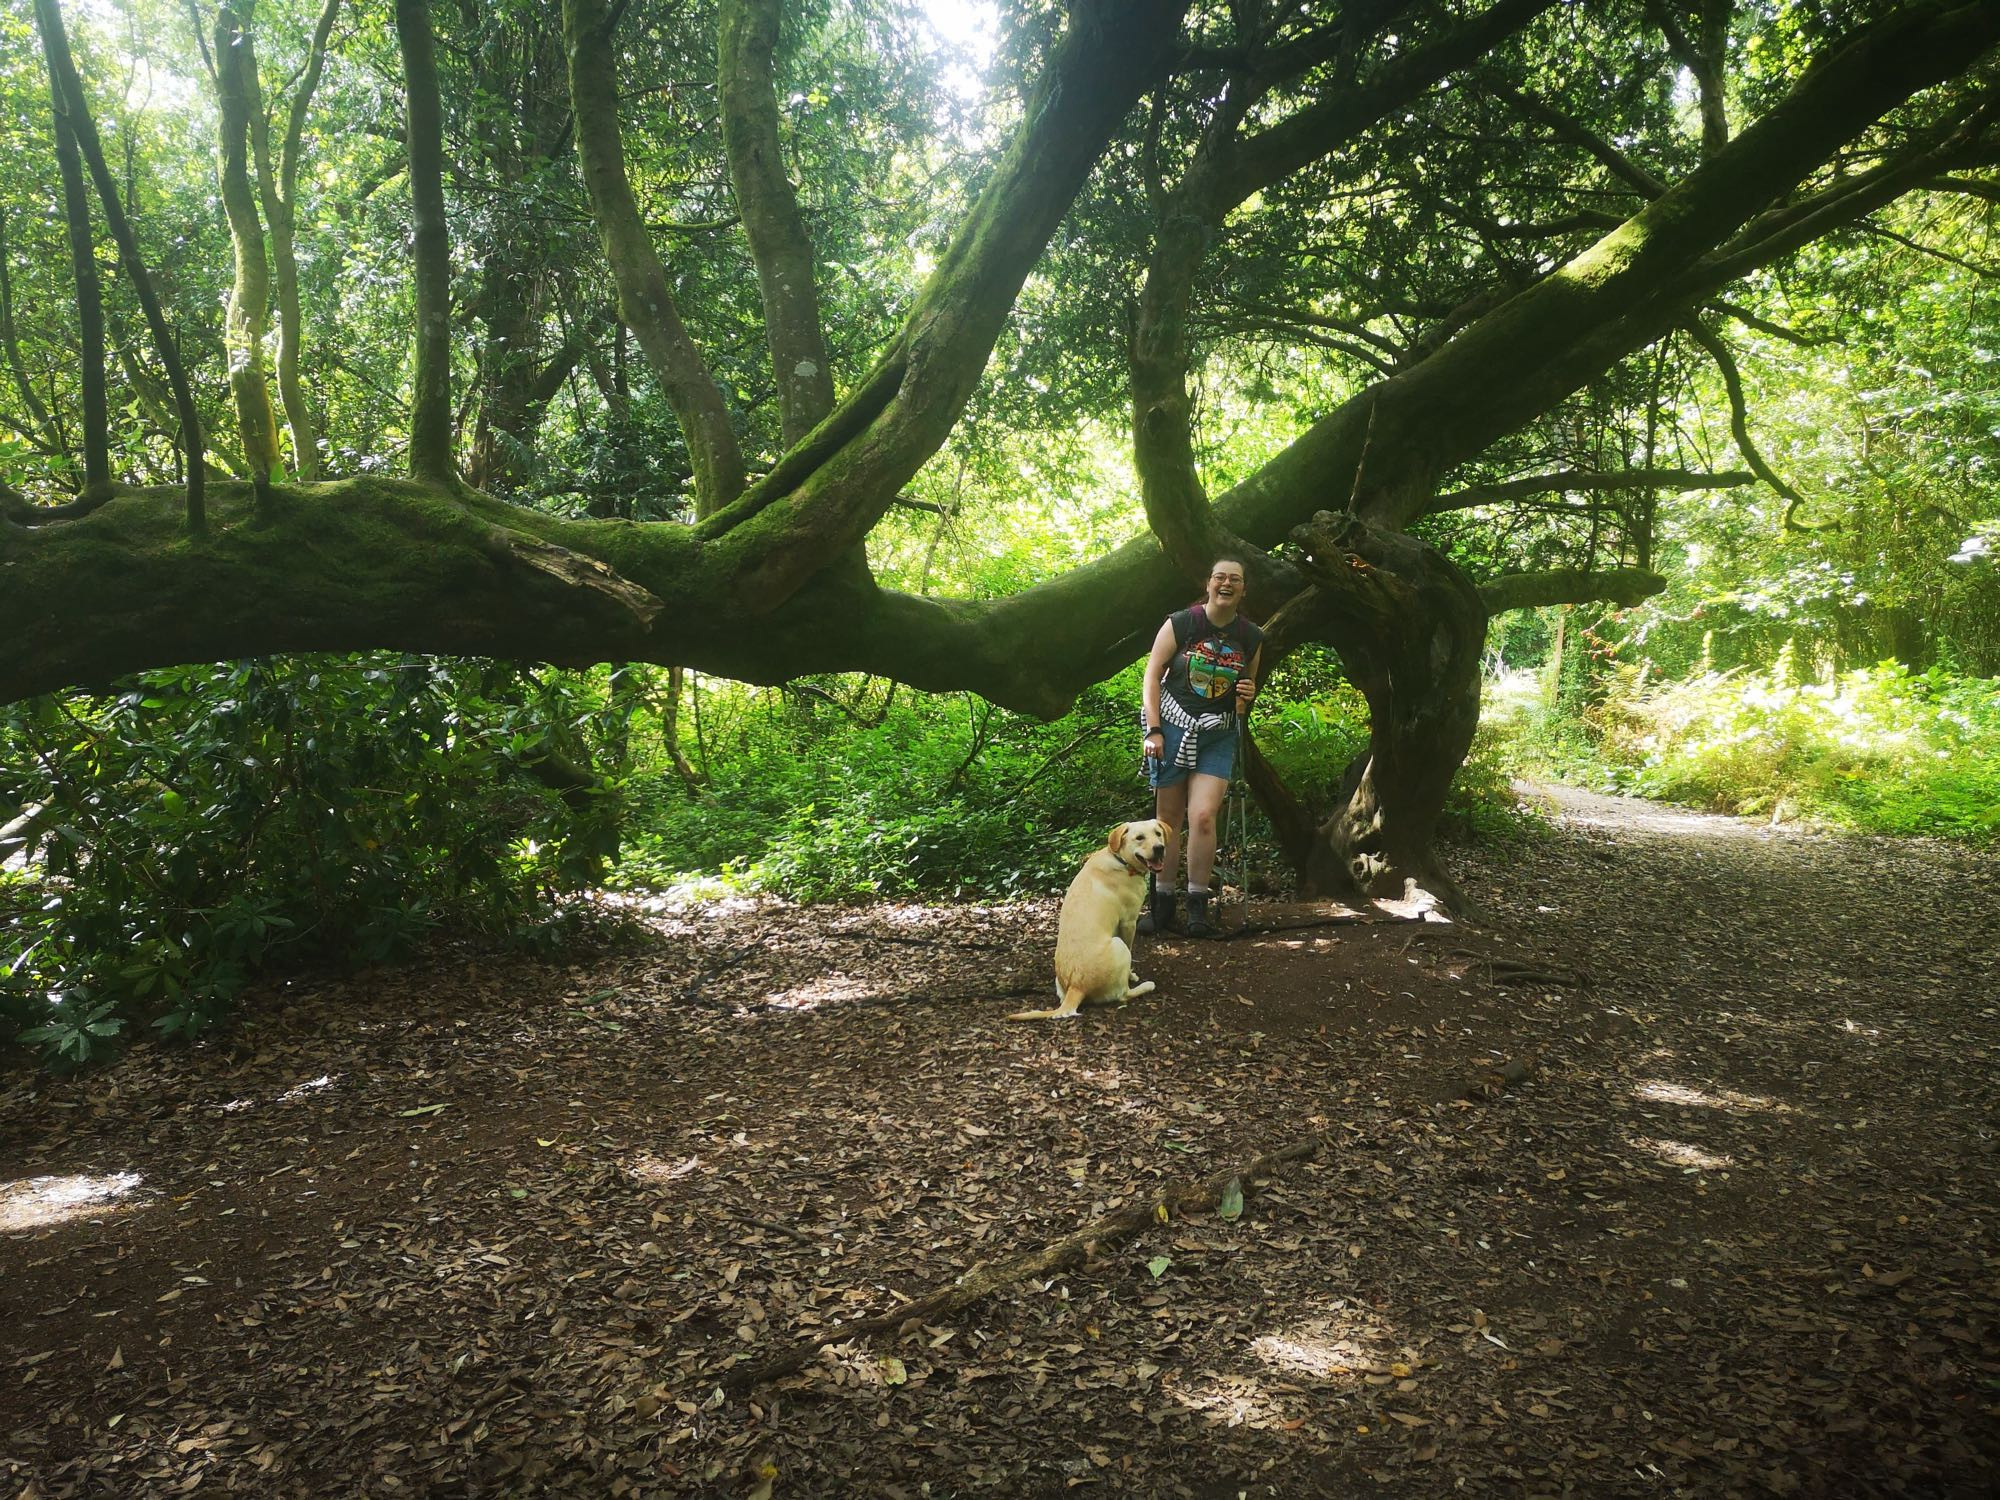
[1206,562,1246,611]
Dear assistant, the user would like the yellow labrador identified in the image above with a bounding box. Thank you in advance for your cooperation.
[1008,819,1169,1021]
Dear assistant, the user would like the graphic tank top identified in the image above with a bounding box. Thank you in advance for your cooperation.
[1161,606,1262,717]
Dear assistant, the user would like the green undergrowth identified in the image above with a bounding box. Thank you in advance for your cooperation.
[1505,653,2000,838]
[4,650,1541,1071]
[613,652,1538,904]
[1,656,613,1069]
[612,669,1159,903]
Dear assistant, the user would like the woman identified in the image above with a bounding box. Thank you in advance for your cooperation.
[1138,556,1263,938]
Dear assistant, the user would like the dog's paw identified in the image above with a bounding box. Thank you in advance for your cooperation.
[1125,980,1156,998]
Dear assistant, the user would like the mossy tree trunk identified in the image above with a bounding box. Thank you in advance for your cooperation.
[212,4,283,490]
[395,0,455,485]
[718,0,834,449]
[252,0,339,482]
[1250,514,1491,912]
[563,0,747,517]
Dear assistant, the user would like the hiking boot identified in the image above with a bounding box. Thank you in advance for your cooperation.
[1136,886,1177,936]
[1184,889,1217,939]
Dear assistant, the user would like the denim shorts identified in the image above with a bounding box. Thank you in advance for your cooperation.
[1147,719,1240,789]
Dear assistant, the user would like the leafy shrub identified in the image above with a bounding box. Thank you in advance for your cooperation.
[1,657,614,1067]
[611,653,1537,907]
[1583,656,2000,837]
[614,672,1157,902]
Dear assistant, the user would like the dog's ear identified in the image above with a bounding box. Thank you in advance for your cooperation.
[1107,824,1128,853]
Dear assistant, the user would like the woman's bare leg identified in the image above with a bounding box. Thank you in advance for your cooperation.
[1185,773,1229,891]
[1154,777,1190,886]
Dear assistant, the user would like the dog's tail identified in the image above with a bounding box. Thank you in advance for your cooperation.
[1006,982,1088,1022]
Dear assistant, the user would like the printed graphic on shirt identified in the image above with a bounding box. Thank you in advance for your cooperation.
[1185,635,1246,700]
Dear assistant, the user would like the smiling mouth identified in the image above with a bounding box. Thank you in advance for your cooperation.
[1147,849,1167,872]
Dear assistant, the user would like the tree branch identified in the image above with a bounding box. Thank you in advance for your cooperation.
[1689,96,2000,292]
[1232,0,1560,203]
[1478,566,1668,613]
[1854,217,2000,278]
[1682,319,1828,531]
[1481,78,1668,198]
[1708,298,1831,347]
[1928,172,2000,203]
[707,0,1190,605]
[1332,0,2000,531]
[1433,467,1756,512]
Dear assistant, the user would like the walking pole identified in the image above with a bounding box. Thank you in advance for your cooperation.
[1226,762,1250,928]
[1224,713,1252,932]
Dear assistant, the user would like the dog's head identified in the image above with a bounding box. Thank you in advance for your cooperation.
[1108,818,1170,876]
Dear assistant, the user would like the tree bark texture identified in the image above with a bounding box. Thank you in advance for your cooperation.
[252,0,340,481]
[563,0,747,517]
[33,0,109,494]
[213,4,283,486]
[719,0,835,449]
[395,0,455,484]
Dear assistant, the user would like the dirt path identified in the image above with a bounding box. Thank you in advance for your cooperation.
[3,789,1996,1498]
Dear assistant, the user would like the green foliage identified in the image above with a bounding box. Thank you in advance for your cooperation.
[1564,655,2000,838]
[0,657,615,1068]
[615,672,1157,902]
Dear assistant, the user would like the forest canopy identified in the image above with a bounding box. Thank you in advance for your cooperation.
[3,0,1998,910]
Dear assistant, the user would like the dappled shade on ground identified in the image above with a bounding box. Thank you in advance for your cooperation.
[2,790,1996,1496]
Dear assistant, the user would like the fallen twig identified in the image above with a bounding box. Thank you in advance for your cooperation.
[1228,911,1422,938]
[714,1050,1541,1395]
[716,1137,1323,1394]
[1446,949,1592,988]
[727,1211,816,1246]
[677,941,761,1007]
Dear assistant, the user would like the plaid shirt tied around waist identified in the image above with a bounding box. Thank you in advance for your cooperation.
[1156,694,1234,770]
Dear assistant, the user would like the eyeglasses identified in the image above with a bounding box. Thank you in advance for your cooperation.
[1209,573,1244,584]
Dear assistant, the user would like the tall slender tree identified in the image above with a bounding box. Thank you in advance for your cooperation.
[395,0,454,484]
[33,0,205,529]
[32,0,108,496]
